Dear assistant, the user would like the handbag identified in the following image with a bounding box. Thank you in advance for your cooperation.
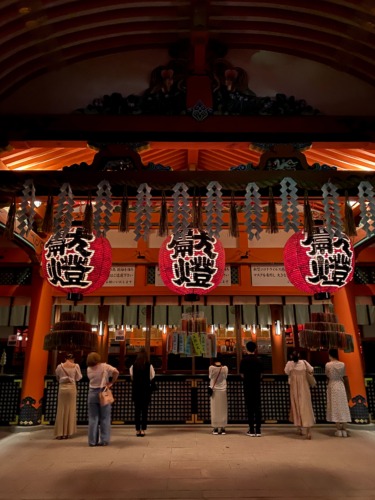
[343,375,351,401]
[99,368,115,406]
[99,387,115,406]
[303,361,317,388]
[208,366,222,397]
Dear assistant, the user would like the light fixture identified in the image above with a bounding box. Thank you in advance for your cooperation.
[162,325,167,335]
[34,200,42,208]
[98,321,104,336]
[275,320,281,336]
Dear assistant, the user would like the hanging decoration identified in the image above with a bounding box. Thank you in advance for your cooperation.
[303,191,314,239]
[280,177,299,233]
[17,179,36,237]
[299,311,354,352]
[244,182,262,240]
[343,191,357,237]
[93,180,113,237]
[54,183,74,237]
[283,226,355,299]
[43,311,98,351]
[206,181,223,239]
[4,196,16,240]
[266,187,278,233]
[119,186,129,233]
[134,183,152,241]
[158,191,168,237]
[358,181,375,238]
[83,195,94,234]
[321,182,343,239]
[41,194,54,234]
[229,192,239,237]
[158,228,225,299]
[192,192,203,230]
[42,225,112,302]
[172,183,189,238]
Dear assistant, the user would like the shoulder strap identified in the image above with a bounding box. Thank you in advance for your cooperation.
[60,363,70,377]
[212,366,222,389]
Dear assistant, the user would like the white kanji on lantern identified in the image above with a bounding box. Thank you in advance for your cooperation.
[159,228,225,295]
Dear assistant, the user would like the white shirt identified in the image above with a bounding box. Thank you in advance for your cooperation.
[129,364,155,380]
[284,359,314,375]
[87,362,119,388]
[209,364,228,391]
[55,362,82,384]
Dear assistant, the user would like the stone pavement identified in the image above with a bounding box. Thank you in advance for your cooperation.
[0,424,375,500]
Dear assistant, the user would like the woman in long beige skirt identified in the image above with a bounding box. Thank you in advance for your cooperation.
[209,358,229,435]
[54,353,82,440]
[285,351,315,440]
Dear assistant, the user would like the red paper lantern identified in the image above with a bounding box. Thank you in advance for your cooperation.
[159,229,225,296]
[42,226,112,300]
[283,227,354,297]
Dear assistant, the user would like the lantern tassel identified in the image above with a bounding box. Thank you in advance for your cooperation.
[344,191,357,236]
[83,195,94,234]
[4,197,16,240]
[303,191,314,238]
[119,188,129,233]
[192,193,203,230]
[229,192,239,237]
[158,191,168,237]
[266,187,278,233]
[42,195,54,234]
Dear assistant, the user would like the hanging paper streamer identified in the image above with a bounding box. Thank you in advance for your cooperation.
[206,181,223,239]
[83,195,94,234]
[134,183,152,241]
[4,196,17,240]
[321,182,343,239]
[229,192,239,237]
[192,192,203,230]
[17,179,36,238]
[119,186,129,233]
[343,191,357,237]
[358,181,375,238]
[54,182,74,237]
[244,182,262,240]
[93,180,113,237]
[172,183,189,238]
[280,177,299,233]
[191,332,203,355]
[158,191,168,237]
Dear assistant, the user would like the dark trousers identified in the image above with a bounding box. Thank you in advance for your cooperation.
[245,392,262,434]
[134,401,149,431]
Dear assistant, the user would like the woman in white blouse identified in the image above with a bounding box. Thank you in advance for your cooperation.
[209,358,229,435]
[54,353,82,440]
[86,352,119,447]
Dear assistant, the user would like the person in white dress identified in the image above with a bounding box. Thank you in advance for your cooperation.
[54,353,82,439]
[209,358,229,435]
[284,351,315,440]
[325,348,351,437]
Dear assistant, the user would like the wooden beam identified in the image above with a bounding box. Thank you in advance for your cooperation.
[2,115,375,143]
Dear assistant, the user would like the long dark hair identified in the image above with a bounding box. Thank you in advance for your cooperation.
[133,349,149,370]
[291,350,300,363]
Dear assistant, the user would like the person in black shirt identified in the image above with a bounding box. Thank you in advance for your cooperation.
[240,341,263,437]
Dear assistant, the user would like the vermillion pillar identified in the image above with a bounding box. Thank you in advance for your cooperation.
[332,282,369,424]
[19,267,53,425]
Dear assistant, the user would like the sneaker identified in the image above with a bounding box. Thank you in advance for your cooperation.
[212,428,219,435]
[334,430,343,437]
[246,431,256,437]
[220,428,226,435]
[342,431,348,437]
[256,433,262,437]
